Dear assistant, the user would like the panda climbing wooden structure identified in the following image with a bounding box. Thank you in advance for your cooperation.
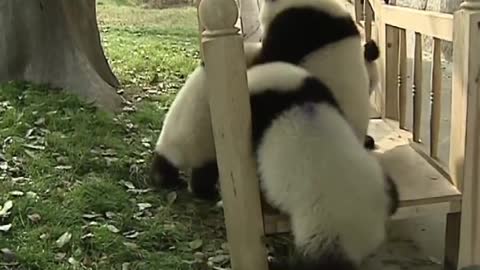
[196,0,480,269]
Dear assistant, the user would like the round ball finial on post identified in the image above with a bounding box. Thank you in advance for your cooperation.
[199,0,239,35]
[461,0,480,10]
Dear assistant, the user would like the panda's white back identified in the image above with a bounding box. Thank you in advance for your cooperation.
[249,62,389,264]
[257,0,372,143]
[154,42,263,170]
[301,36,370,142]
[155,66,216,169]
[257,103,388,263]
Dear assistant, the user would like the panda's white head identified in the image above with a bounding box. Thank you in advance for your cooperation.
[259,0,351,34]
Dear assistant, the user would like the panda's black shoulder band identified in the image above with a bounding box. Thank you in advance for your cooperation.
[250,76,342,150]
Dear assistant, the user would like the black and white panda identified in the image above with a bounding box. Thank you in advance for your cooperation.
[247,62,399,270]
[149,42,262,200]
[254,0,372,150]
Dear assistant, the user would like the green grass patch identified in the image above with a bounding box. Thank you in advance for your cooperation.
[0,4,236,269]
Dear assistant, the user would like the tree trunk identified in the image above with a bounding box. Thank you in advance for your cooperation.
[0,0,122,112]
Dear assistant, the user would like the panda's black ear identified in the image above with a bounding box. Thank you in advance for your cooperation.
[364,40,380,63]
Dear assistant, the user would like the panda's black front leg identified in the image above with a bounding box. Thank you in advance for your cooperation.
[149,153,186,190]
[190,160,220,201]
[364,135,375,150]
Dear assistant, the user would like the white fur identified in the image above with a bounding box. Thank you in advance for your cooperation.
[249,63,389,264]
[259,0,371,143]
[248,61,311,94]
[366,58,380,95]
[154,42,262,169]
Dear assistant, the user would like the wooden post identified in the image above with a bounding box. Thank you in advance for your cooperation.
[198,1,269,270]
[195,0,204,61]
[446,0,480,268]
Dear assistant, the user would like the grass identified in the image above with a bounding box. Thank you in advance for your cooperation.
[0,1,240,269]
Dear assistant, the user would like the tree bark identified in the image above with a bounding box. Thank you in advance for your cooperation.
[0,0,122,112]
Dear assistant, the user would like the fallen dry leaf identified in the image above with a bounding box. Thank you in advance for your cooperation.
[0,200,13,217]
[1,248,16,262]
[189,239,203,250]
[166,191,177,205]
[120,180,135,190]
[27,213,41,223]
[0,224,12,232]
[137,203,152,211]
[105,224,120,233]
[56,232,72,248]
[9,190,24,197]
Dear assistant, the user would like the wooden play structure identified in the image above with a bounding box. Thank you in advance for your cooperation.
[196,0,480,269]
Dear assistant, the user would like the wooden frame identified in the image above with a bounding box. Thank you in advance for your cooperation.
[197,0,480,268]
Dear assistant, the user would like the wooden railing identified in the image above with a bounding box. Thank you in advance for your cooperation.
[195,0,480,268]
[355,0,480,268]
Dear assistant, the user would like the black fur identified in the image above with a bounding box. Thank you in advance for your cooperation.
[253,7,359,65]
[268,242,357,270]
[364,40,380,62]
[149,153,185,189]
[385,174,400,216]
[250,76,343,151]
[190,160,220,201]
[364,135,376,150]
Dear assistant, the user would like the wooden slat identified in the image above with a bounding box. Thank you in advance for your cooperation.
[385,25,400,120]
[413,32,423,142]
[381,4,454,41]
[398,29,408,129]
[370,119,461,205]
[375,0,387,117]
[430,38,442,159]
[365,0,374,41]
[355,0,364,23]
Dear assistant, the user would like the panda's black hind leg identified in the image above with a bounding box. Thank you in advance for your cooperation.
[364,135,376,150]
[385,174,400,216]
[190,160,219,201]
[149,153,186,190]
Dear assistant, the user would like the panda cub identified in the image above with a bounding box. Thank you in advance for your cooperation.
[149,42,262,200]
[254,0,372,151]
[247,62,399,270]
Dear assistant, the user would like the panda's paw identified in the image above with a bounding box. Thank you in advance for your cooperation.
[190,184,220,202]
[190,161,220,201]
[364,135,376,150]
[149,153,184,190]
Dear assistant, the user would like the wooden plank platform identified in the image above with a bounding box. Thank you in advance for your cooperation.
[263,119,462,235]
